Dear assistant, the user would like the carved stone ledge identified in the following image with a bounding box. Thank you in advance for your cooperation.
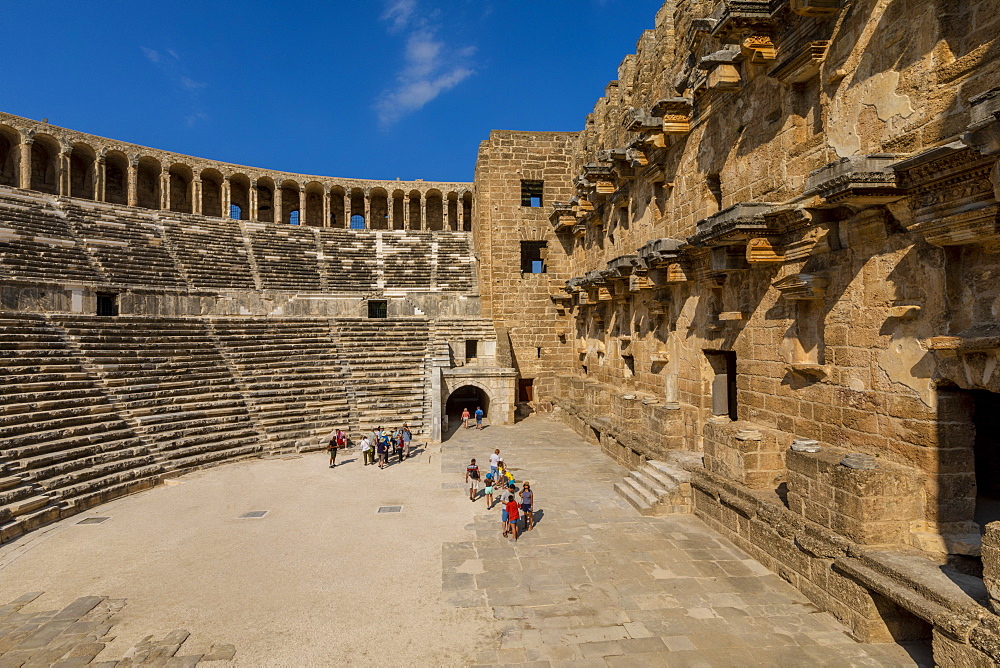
[637,237,685,267]
[770,40,829,85]
[691,202,778,246]
[742,35,777,63]
[772,272,828,300]
[746,237,784,264]
[805,154,904,207]
[785,362,831,380]
[607,254,638,279]
[549,202,576,231]
[926,325,1000,353]
[621,107,664,133]
[572,221,587,238]
[789,0,843,16]
[651,97,694,135]
[710,1,783,41]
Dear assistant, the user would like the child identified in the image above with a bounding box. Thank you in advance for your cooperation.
[505,490,520,540]
[483,473,494,509]
[500,483,515,537]
[465,458,480,501]
[520,482,534,531]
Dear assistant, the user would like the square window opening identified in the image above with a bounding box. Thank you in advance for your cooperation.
[521,180,544,208]
[465,339,479,360]
[520,240,547,274]
[96,293,118,317]
[367,300,388,319]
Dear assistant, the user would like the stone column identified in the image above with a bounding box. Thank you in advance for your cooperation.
[985,521,1000,614]
[192,174,203,215]
[221,179,231,220]
[95,155,106,202]
[160,172,170,211]
[363,190,371,229]
[299,186,306,225]
[249,180,259,221]
[58,149,71,196]
[403,194,410,229]
[19,137,32,190]
[344,192,351,228]
[127,157,138,207]
[322,186,330,227]
[420,194,427,230]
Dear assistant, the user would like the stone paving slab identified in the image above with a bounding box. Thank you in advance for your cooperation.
[441,414,929,667]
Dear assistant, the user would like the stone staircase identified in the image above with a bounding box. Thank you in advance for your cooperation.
[245,222,323,291]
[161,213,256,290]
[614,451,704,516]
[209,317,351,451]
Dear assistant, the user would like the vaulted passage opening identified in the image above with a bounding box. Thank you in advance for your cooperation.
[136,158,161,209]
[971,391,1000,529]
[104,152,128,205]
[445,385,490,436]
[0,129,17,186]
[69,147,94,199]
[30,138,58,194]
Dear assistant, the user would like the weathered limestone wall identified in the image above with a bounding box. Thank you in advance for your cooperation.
[473,131,578,399]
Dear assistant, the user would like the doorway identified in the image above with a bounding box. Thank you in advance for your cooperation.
[445,385,490,438]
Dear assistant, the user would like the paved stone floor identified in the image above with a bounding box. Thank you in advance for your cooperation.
[0,413,929,665]
[441,414,928,667]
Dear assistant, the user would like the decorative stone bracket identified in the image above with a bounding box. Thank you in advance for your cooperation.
[805,154,904,208]
[772,272,828,300]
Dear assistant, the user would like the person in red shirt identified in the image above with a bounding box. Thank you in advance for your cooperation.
[505,492,520,541]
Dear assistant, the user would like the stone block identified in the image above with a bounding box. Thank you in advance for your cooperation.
[984,522,1000,615]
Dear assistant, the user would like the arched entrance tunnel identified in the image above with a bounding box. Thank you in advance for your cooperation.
[445,385,490,436]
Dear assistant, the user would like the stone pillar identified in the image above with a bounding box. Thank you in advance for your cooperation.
[160,172,170,210]
[299,186,306,225]
[127,157,138,207]
[421,195,427,230]
[19,138,32,190]
[221,179,231,220]
[984,522,1000,615]
[95,155,106,202]
[58,149,71,196]
[403,194,410,229]
[192,175,203,215]
[363,190,371,229]
[249,180,259,221]
[322,186,330,227]
[344,192,351,227]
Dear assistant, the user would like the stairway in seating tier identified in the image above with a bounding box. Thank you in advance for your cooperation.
[0,189,103,284]
[382,232,432,290]
[317,229,378,292]
[332,318,430,435]
[614,451,704,516]
[161,214,256,290]
[209,318,351,451]
[435,232,476,292]
[53,316,265,471]
[0,314,162,542]
[60,200,186,288]
[246,223,322,291]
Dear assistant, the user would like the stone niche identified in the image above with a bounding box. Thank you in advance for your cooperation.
[786,446,923,545]
[703,420,791,489]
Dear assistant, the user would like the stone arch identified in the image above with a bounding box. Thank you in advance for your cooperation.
[304,181,325,227]
[229,173,250,220]
[349,187,366,228]
[0,125,18,186]
[168,163,193,213]
[136,156,161,209]
[462,191,473,231]
[369,187,389,230]
[329,185,346,227]
[256,176,275,223]
[200,168,224,218]
[408,189,422,230]
[104,150,128,205]
[280,179,300,225]
[30,133,60,194]
[426,188,444,231]
[69,142,96,200]
[445,383,493,432]
[446,191,459,230]
[391,189,406,229]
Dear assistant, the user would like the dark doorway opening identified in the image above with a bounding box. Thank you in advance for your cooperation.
[367,300,387,319]
[518,378,534,403]
[96,293,118,317]
[705,350,737,420]
[445,385,490,438]
[972,390,1000,529]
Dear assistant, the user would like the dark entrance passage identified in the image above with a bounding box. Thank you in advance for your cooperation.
[972,390,1000,530]
[445,385,490,438]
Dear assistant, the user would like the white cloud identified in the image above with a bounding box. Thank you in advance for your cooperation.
[141,47,160,63]
[141,47,209,126]
[375,3,476,127]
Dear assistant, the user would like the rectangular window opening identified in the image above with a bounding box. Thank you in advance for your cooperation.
[367,300,388,319]
[518,378,534,402]
[521,180,544,207]
[520,240,547,274]
[465,339,479,360]
[96,293,118,317]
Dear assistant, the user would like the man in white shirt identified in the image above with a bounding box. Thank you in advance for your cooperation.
[361,435,373,466]
[489,449,501,481]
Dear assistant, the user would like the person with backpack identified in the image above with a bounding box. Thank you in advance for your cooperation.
[465,458,481,501]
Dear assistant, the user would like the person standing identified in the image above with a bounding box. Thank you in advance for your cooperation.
[489,449,501,481]
[394,429,405,463]
[377,434,388,469]
[360,433,373,466]
[474,406,484,430]
[327,430,340,468]
[461,407,471,429]
[484,473,495,509]
[505,491,521,540]
[401,423,412,458]
[519,482,534,531]
[466,458,481,501]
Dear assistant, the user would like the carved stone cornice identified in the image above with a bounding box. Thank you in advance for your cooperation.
[962,87,1000,156]
[607,255,638,279]
[621,108,664,133]
[690,202,778,246]
[804,154,904,207]
[710,0,786,41]
[549,202,576,231]
[581,163,616,194]
[769,40,829,85]
[772,272,828,300]
[637,237,685,267]
[789,0,843,16]
[651,97,694,135]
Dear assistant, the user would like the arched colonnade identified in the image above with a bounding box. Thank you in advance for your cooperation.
[0,122,473,231]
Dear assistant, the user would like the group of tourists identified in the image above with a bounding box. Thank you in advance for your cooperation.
[326,424,413,469]
[460,406,485,430]
[465,448,535,541]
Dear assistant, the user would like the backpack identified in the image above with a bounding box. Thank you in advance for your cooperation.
[469,466,480,480]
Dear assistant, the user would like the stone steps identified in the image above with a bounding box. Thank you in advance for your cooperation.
[614,452,704,516]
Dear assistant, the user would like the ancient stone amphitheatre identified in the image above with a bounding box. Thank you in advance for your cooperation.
[2,0,1000,665]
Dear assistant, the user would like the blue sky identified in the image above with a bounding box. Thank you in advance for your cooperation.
[2,0,664,183]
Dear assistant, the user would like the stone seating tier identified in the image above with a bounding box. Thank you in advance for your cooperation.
[246,224,324,292]
[161,215,256,290]
[317,230,379,292]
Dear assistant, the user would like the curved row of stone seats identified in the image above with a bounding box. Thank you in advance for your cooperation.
[51,316,266,471]
[317,229,379,292]
[161,214,256,291]
[435,233,476,292]
[246,223,323,291]
[60,200,185,288]
[208,318,351,450]
[0,190,103,284]
[382,232,432,290]
[0,314,163,543]
[332,318,430,434]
